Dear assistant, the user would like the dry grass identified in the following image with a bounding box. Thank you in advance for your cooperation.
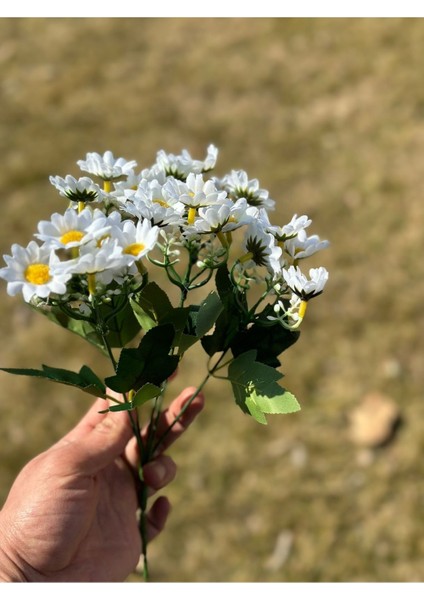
[1,18,424,582]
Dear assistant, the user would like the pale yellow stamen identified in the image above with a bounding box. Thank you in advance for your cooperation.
[25,263,50,285]
[187,207,197,225]
[217,232,228,248]
[298,300,308,319]
[60,230,84,245]
[124,243,145,257]
[97,234,111,247]
[153,198,169,208]
[238,251,254,264]
[87,273,97,296]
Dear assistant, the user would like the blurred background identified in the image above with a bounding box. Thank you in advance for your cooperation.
[0,18,424,582]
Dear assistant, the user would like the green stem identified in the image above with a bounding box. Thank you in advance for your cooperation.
[97,313,150,580]
[152,349,228,455]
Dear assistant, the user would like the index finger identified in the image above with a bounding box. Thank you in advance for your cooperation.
[147,386,205,453]
[124,386,204,470]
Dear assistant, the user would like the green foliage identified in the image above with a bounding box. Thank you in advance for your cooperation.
[195,291,224,338]
[131,282,199,355]
[105,323,179,394]
[132,383,162,407]
[0,364,106,398]
[32,293,141,353]
[130,282,173,332]
[201,265,246,356]
[227,350,300,424]
[231,307,300,367]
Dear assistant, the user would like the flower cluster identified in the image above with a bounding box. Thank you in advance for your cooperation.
[1,145,328,331]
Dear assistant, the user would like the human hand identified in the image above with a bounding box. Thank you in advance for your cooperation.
[0,386,204,582]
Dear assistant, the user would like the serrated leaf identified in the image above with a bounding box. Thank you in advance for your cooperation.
[231,317,300,367]
[196,291,224,338]
[160,307,191,347]
[130,282,173,331]
[0,364,106,398]
[227,350,300,424]
[201,265,246,356]
[249,381,301,415]
[105,324,179,394]
[104,347,144,393]
[99,297,141,348]
[31,295,141,353]
[177,333,199,355]
[132,383,162,407]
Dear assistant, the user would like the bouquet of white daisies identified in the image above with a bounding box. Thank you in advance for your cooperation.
[0,145,329,577]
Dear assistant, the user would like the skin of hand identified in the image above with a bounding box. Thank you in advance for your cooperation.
[0,386,204,582]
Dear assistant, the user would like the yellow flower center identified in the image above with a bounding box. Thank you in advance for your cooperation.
[25,263,50,285]
[153,198,169,208]
[124,243,145,256]
[60,230,84,245]
[187,207,197,225]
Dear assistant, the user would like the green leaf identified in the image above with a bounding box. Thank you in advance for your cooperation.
[130,282,173,331]
[132,383,162,407]
[31,304,108,355]
[0,364,106,398]
[31,294,142,353]
[248,381,300,415]
[104,347,144,393]
[105,324,179,393]
[231,317,300,367]
[196,291,224,338]
[227,350,300,424]
[99,297,141,348]
[160,307,191,347]
[107,402,134,412]
[178,333,199,355]
[201,265,247,356]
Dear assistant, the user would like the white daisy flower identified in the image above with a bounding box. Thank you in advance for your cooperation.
[0,241,71,303]
[155,144,218,180]
[284,231,330,261]
[164,173,227,225]
[194,198,253,234]
[282,266,329,300]
[221,169,275,211]
[239,221,282,276]
[115,219,160,262]
[58,238,131,295]
[49,175,103,203]
[265,213,312,242]
[120,180,185,229]
[77,151,137,181]
[36,207,106,250]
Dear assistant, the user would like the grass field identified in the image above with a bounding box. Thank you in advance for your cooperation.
[1,18,424,582]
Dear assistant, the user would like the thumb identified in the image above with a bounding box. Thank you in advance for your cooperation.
[57,396,134,474]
